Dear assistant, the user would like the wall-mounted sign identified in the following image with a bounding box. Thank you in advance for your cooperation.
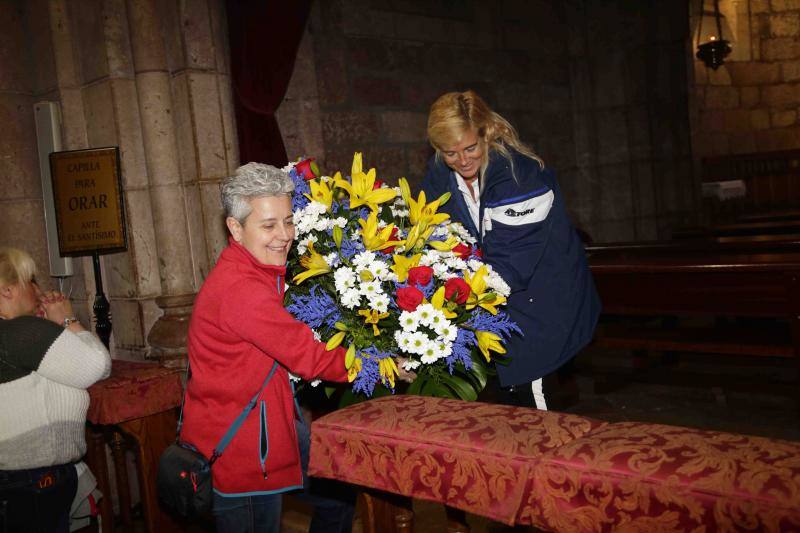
[49,147,127,256]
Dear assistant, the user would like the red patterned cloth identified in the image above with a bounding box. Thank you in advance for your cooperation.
[87,360,183,424]
[526,422,800,532]
[308,395,606,525]
[309,396,800,531]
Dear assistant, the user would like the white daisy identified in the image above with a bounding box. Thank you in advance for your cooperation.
[367,292,390,313]
[341,288,362,309]
[398,310,420,332]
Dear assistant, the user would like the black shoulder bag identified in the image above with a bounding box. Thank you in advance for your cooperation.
[157,361,279,518]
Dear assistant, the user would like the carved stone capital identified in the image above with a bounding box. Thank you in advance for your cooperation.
[147,293,195,367]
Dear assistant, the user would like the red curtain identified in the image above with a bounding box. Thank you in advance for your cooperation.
[225,0,313,166]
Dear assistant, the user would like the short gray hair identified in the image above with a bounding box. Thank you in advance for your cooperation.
[221,163,295,223]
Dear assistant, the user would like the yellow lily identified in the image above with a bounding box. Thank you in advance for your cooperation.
[292,242,331,284]
[332,225,343,249]
[391,253,421,282]
[344,344,359,382]
[474,292,506,315]
[430,286,457,319]
[325,331,346,350]
[334,153,397,209]
[398,177,450,227]
[347,356,362,383]
[403,222,436,252]
[358,210,403,252]
[378,357,399,389]
[357,309,390,336]
[428,234,459,252]
[303,175,335,210]
[475,331,506,362]
[464,266,507,315]
[344,344,356,368]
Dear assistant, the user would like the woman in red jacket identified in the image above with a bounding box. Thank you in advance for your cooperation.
[180,163,353,532]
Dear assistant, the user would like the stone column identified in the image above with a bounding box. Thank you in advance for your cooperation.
[126,0,198,365]
[120,0,239,366]
[63,0,163,359]
[45,0,239,363]
[167,0,238,269]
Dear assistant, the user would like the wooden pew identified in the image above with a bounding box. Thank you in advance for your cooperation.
[587,239,800,357]
[701,149,800,214]
[586,239,800,403]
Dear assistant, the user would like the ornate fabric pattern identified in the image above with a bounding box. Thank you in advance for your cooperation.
[308,395,605,525]
[525,422,800,532]
[87,360,183,424]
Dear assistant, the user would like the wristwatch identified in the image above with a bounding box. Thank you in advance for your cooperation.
[62,316,79,328]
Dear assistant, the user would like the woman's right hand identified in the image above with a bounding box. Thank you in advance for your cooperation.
[39,290,80,330]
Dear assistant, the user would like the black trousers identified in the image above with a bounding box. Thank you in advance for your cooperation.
[487,359,578,410]
[0,463,77,533]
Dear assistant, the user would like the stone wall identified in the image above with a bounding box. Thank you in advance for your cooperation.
[0,0,56,298]
[278,0,697,242]
[0,0,238,362]
[0,0,708,359]
[691,0,800,158]
[566,1,697,241]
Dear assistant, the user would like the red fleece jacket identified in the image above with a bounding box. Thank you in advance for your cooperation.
[180,239,347,495]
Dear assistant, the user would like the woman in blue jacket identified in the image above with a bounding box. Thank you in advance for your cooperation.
[421,90,600,410]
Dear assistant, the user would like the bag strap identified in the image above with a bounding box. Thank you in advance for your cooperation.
[210,361,279,463]
[176,360,280,465]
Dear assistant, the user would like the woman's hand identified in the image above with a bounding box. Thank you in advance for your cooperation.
[394,357,417,384]
[40,290,83,331]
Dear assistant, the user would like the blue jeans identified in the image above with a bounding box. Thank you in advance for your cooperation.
[213,419,355,533]
[0,463,78,533]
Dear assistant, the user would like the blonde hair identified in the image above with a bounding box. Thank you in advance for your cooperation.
[427,90,543,182]
[0,247,37,288]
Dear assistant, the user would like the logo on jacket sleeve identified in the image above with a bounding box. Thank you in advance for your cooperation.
[483,190,554,236]
[504,207,537,217]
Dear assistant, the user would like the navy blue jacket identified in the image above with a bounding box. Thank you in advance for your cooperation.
[421,150,600,386]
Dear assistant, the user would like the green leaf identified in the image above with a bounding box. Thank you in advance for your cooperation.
[429,383,457,398]
[324,386,336,398]
[406,376,424,395]
[468,358,489,390]
[440,374,478,401]
[372,385,392,398]
[338,388,363,408]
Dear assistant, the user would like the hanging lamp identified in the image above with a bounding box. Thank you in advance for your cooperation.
[696,0,732,69]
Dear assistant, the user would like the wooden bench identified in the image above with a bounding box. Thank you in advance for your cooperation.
[586,239,800,359]
[308,395,800,532]
[701,149,800,216]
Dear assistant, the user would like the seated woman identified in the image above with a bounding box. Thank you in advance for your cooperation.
[179,163,354,533]
[0,247,111,533]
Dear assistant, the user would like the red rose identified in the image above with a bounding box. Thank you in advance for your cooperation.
[407,266,433,287]
[380,227,400,254]
[452,243,471,259]
[372,179,384,190]
[474,247,483,258]
[396,286,424,311]
[295,158,318,181]
[444,278,471,305]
